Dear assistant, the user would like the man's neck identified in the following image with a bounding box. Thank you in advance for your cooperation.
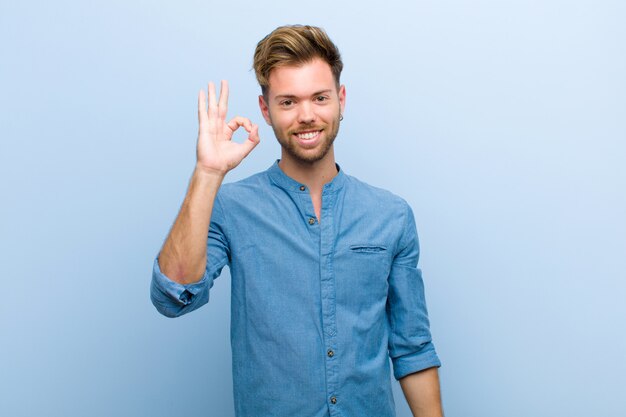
[278,149,338,195]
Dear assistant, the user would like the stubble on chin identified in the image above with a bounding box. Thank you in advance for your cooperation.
[274,112,342,164]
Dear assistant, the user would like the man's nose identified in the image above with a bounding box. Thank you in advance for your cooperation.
[297,102,316,124]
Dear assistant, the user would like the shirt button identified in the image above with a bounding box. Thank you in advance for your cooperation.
[299,185,306,191]
[327,349,334,358]
[308,217,316,225]
[330,396,337,404]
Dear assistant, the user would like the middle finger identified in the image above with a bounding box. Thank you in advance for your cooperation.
[218,80,229,120]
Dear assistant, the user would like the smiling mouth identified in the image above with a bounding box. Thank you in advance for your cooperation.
[293,129,323,140]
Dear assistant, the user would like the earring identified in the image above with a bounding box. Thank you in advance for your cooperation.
[339,114,344,121]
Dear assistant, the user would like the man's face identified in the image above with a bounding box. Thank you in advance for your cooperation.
[259,58,346,165]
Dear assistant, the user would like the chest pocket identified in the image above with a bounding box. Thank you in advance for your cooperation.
[334,244,392,305]
[350,244,387,253]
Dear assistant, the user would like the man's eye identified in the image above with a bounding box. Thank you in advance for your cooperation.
[281,100,293,107]
[316,96,328,102]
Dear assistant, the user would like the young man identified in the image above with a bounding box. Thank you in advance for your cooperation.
[151,25,443,417]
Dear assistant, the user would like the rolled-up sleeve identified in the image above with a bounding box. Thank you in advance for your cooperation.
[150,193,230,318]
[387,203,441,380]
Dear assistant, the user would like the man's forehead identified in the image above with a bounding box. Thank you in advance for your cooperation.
[266,58,337,98]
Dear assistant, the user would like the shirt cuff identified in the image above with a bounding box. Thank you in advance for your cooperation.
[151,255,209,307]
[391,342,442,380]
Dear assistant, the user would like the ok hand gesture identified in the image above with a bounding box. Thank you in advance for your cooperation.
[196,80,260,176]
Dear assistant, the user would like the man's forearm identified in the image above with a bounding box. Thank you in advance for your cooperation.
[399,367,444,417]
[158,166,224,284]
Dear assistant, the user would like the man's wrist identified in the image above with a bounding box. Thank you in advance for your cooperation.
[194,164,227,182]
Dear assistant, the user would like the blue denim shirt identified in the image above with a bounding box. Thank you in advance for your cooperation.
[151,161,440,417]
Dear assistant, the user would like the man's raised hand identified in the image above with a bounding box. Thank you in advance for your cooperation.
[196,80,260,176]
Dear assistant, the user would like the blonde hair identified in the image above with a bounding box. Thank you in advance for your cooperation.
[253,25,343,97]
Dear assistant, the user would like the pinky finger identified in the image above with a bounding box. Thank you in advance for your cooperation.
[198,89,208,125]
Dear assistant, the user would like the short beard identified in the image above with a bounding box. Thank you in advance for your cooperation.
[272,109,341,164]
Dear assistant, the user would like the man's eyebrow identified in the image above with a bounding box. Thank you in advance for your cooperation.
[273,90,333,101]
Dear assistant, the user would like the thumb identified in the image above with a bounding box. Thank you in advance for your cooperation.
[239,124,260,159]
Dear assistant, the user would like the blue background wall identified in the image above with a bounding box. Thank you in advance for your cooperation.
[1,0,624,416]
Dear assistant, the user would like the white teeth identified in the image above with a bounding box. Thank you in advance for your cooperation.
[296,131,320,140]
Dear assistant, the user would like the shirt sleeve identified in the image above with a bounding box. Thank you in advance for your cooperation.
[150,193,230,318]
[387,202,441,380]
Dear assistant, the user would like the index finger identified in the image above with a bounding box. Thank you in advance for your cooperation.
[218,80,229,120]
[226,116,253,132]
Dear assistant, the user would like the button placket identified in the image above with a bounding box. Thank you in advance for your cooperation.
[319,189,339,416]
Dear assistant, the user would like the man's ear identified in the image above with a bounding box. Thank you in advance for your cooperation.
[258,95,273,126]
[338,85,346,116]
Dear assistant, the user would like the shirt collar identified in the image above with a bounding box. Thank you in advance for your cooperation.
[267,159,347,194]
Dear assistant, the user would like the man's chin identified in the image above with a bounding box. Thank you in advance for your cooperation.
[276,129,337,165]
[283,145,331,164]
